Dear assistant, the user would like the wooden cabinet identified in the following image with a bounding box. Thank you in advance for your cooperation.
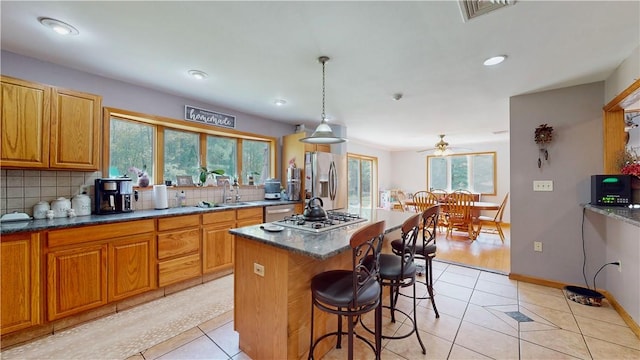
[47,243,107,321]
[46,220,154,320]
[1,76,51,168]
[108,234,155,302]
[236,207,263,227]
[157,215,201,287]
[49,87,101,170]
[1,233,41,335]
[0,75,101,170]
[202,210,235,274]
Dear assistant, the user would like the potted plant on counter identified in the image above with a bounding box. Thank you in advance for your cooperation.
[199,167,225,186]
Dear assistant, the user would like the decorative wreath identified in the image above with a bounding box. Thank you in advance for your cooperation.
[534,124,554,144]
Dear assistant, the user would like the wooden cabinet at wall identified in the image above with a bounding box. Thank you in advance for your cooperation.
[108,233,155,302]
[46,220,155,321]
[202,210,235,274]
[0,75,101,170]
[236,207,263,228]
[282,132,331,202]
[1,233,41,335]
[157,215,201,287]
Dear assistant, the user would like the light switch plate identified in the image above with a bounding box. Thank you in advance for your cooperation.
[534,241,543,252]
[533,180,553,191]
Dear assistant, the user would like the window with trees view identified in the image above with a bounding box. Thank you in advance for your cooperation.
[105,108,276,186]
[108,118,154,180]
[348,154,377,210]
[426,152,496,195]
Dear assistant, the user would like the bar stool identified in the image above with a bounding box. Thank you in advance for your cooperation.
[391,206,440,318]
[363,213,426,354]
[308,220,386,360]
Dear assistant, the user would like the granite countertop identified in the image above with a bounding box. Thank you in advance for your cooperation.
[0,200,300,235]
[229,209,415,260]
[583,204,640,228]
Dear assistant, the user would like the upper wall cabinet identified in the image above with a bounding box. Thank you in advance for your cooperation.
[1,76,102,170]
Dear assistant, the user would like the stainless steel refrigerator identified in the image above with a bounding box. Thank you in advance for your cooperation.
[304,151,347,211]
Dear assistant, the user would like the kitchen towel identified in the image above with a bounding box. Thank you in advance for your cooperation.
[153,184,168,209]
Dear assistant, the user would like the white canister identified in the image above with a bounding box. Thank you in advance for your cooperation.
[72,194,92,216]
[51,197,71,218]
[33,201,50,219]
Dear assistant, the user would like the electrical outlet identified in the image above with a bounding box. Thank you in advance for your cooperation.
[618,260,622,273]
[533,180,553,192]
[253,263,265,277]
[534,241,543,252]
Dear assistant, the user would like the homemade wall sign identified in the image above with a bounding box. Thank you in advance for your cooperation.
[184,105,236,129]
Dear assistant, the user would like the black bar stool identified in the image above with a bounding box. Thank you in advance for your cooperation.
[363,213,426,354]
[391,205,440,318]
[308,220,386,360]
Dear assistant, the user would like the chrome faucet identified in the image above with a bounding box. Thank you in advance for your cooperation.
[233,178,241,203]
[222,179,233,204]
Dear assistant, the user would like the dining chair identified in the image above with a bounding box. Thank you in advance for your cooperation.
[475,192,509,242]
[411,191,438,212]
[308,220,386,360]
[395,190,410,212]
[445,190,476,239]
[429,188,448,202]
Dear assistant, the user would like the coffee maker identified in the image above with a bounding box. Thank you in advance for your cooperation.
[286,167,301,201]
[94,178,134,214]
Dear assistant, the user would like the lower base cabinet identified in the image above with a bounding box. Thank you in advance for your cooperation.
[47,244,108,321]
[202,210,235,274]
[1,233,41,335]
[46,220,155,321]
[157,215,201,287]
[108,234,156,302]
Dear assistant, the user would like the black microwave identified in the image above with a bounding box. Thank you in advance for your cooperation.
[590,175,631,206]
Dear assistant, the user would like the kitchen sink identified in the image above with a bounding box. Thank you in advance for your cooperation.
[195,201,256,208]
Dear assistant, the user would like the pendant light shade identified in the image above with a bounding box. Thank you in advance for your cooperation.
[300,56,346,144]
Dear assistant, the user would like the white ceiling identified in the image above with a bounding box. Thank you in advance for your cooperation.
[1,1,638,151]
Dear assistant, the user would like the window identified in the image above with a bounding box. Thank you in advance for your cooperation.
[242,139,270,185]
[105,108,276,186]
[348,154,377,211]
[206,136,237,179]
[427,152,496,195]
[164,129,200,183]
[108,118,154,181]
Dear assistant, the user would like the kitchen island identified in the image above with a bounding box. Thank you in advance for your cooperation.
[229,209,413,360]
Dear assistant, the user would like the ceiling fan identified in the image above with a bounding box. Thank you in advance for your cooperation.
[417,134,467,156]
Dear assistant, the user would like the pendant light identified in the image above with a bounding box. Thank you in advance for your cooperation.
[300,56,346,144]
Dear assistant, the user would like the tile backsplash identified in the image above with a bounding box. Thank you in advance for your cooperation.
[0,169,266,217]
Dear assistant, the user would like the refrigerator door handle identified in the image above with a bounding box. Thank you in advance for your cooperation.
[329,161,336,200]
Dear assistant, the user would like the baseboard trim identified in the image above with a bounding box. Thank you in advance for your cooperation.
[509,273,639,340]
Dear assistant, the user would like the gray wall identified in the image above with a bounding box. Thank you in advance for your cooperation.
[1,50,294,171]
[509,82,607,283]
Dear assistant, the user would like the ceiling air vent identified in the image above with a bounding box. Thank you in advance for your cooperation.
[459,0,516,22]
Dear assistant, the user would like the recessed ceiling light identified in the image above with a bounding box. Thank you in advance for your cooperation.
[274,99,287,106]
[38,17,79,36]
[483,55,507,66]
[188,70,208,80]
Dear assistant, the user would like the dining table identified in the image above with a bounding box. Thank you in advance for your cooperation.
[403,200,501,239]
[404,200,500,211]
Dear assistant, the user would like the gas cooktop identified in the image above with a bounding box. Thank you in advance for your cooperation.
[273,210,367,233]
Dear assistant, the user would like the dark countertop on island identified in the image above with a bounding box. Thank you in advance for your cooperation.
[583,204,640,228]
[0,200,300,235]
[229,209,414,260]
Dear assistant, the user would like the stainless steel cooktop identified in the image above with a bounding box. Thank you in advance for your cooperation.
[273,210,367,233]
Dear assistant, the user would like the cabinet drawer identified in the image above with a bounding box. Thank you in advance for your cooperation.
[48,219,154,247]
[158,253,201,287]
[157,215,200,232]
[237,207,263,221]
[202,210,235,224]
[157,228,200,260]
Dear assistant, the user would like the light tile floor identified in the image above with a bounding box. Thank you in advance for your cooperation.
[8,261,640,359]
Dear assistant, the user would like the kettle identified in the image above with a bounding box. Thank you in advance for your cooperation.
[303,197,327,221]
